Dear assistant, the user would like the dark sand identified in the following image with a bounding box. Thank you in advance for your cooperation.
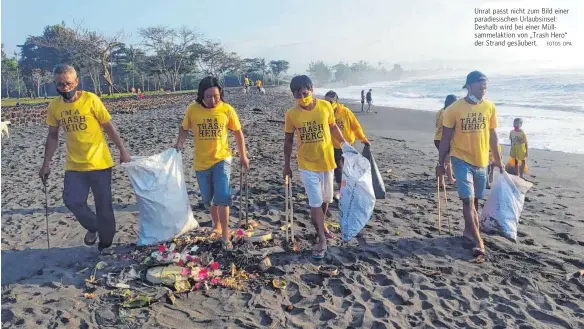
[1,88,583,328]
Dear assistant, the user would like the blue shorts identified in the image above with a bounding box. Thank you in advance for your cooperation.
[451,157,487,200]
[195,159,232,206]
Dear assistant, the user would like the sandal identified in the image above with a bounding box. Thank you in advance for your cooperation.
[325,230,336,239]
[472,247,486,257]
[312,246,327,259]
[222,240,234,251]
[84,231,98,246]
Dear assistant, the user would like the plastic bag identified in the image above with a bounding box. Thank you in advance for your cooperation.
[339,143,376,241]
[480,171,533,242]
[361,145,386,199]
[122,148,198,246]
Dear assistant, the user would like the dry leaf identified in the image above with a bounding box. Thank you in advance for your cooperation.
[84,293,97,299]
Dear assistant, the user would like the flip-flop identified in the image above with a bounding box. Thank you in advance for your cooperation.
[472,247,486,257]
[84,231,98,246]
[325,231,336,239]
[222,240,233,251]
[312,246,327,259]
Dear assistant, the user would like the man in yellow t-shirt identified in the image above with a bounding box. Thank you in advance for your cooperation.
[283,75,347,259]
[324,90,371,194]
[175,76,249,250]
[436,71,503,258]
[255,79,262,92]
[38,64,131,253]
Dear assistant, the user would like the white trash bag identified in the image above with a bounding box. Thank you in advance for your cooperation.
[480,171,533,242]
[339,143,376,241]
[122,148,198,246]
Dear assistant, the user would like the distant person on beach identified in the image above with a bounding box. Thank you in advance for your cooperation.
[434,94,457,186]
[256,79,262,92]
[436,70,503,258]
[509,118,528,179]
[361,90,365,112]
[283,75,347,259]
[175,76,250,250]
[244,75,250,94]
[38,64,131,253]
[366,89,373,112]
[324,90,371,199]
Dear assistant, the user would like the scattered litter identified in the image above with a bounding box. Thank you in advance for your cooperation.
[95,261,108,270]
[272,279,287,290]
[84,293,97,299]
[318,265,339,277]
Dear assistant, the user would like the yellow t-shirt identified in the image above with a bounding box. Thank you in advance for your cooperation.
[256,80,262,87]
[434,108,445,141]
[244,78,250,86]
[332,103,367,149]
[284,99,336,172]
[46,91,114,171]
[510,129,527,146]
[442,98,498,167]
[181,101,242,171]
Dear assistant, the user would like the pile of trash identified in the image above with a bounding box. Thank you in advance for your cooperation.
[84,227,276,309]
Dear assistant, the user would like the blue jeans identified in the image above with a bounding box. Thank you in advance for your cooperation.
[451,157,487,200]
[195,159,232,206]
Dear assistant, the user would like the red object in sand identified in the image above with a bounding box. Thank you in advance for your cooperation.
[210,262,219,270]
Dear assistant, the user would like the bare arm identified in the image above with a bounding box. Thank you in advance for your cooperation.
[175,126,189,149]
[329,123,347,145]
[233,129,248,160]
[284,132,294,168]
[438,127,453,166]
[490,129,503,170]
[102,121,129,156]
[42,126,60,168]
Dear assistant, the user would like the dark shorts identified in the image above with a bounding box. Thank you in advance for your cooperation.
[434,140,440,149]
[333,148,343,184]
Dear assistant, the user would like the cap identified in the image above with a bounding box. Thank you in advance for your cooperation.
[462,71,487,89]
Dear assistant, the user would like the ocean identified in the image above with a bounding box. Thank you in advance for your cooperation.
[314,71,584,155]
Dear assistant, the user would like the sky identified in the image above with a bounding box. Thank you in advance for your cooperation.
[1,0,583,74]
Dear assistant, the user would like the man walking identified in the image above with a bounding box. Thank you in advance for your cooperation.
[436,71,502,258]
[366,89,373,112]
[283,75,347,259]
[39,64,131,252]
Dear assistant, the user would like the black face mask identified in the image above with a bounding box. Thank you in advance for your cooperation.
[57,88,77,100]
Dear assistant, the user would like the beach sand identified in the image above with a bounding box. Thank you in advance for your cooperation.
[2,88,583,328]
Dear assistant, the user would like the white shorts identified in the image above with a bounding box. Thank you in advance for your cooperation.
[299,169,334,208]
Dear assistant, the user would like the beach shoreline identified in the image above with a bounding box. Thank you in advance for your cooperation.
[1,89,583,329]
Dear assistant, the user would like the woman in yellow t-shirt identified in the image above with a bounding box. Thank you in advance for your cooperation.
[434,94,457,185]
[509,118,528,178]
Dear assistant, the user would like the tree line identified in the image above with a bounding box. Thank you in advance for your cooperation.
[307,60,405,86]
[1,22,291,98]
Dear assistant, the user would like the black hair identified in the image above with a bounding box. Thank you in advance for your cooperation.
[196,76,224,105]
[290,75,313,93]
[324,90,338,99]
[444,94,457,109]
[514,118,523,125]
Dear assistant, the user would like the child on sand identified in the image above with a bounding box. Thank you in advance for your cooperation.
[509,118,528,179]
[175,76,250,250]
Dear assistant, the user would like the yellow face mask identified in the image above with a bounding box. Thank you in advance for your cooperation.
[296,95,313,107]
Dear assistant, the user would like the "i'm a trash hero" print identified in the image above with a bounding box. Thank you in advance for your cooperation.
[460,112,487,132]
[298,120,325,143]
[59,109,88,133]
[197,118,226,140]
